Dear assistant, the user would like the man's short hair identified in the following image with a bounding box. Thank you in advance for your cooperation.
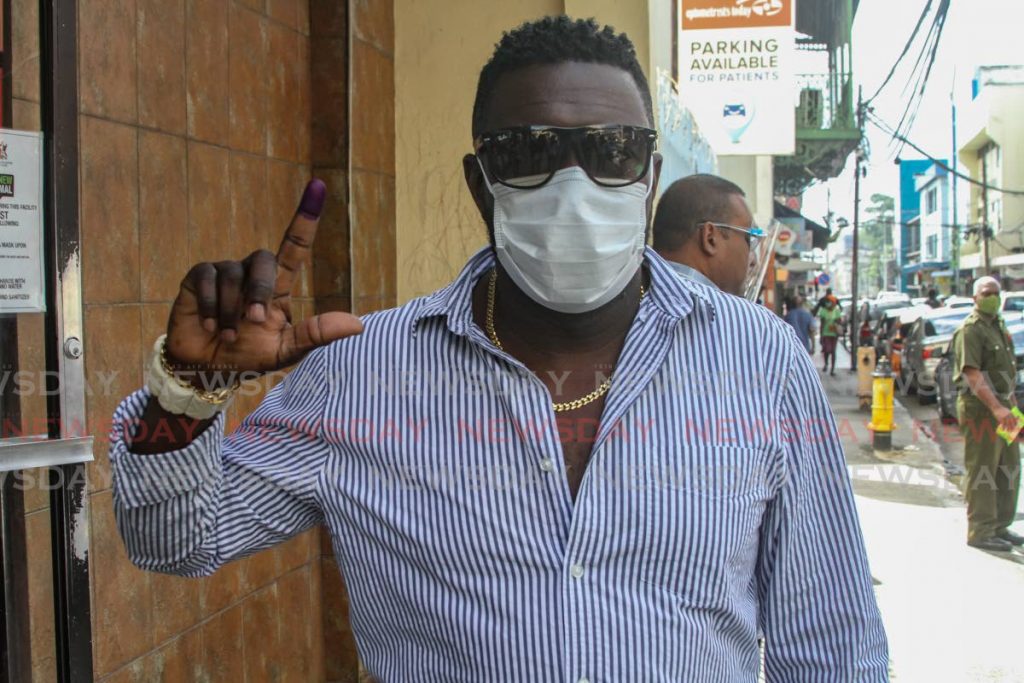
[652,174,746,252]
[472,16,654,137]
[973,275,1000,296]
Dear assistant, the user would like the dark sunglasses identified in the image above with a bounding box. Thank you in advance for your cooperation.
[473,124,658,189]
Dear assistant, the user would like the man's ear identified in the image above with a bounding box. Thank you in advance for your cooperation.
[463,154,489,221]
[697,221,718,256]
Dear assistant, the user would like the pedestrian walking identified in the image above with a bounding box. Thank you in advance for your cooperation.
[106,16,888,680]
[952,276,1024,552]
[818,298,843,375]
[784,295,815,354]
[651,174,759,295]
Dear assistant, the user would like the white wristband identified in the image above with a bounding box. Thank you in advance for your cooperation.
[145,335,235,420]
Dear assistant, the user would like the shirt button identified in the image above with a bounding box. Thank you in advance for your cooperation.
[570,564,585,579]
[577,678,591,683]
[539,458,554,472]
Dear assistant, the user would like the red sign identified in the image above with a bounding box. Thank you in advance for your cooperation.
[681,0,794,31]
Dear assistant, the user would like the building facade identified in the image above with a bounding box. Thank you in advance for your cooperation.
[958,65,1024,287]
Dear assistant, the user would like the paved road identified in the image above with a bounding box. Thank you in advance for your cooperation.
[822,346,1024,682]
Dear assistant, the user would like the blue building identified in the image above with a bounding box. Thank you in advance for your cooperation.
[897,158,948,292]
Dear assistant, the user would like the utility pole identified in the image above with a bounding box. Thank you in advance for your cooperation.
[981,146,991,274]
[951,93,960,294]
[850,86,863,372]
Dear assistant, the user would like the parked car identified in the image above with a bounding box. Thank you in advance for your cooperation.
[871,305,932,372]
[900,307,973,404]
[935,321,1024,423]
[942,295,974,309]
[868,298,917,321]
[875,291,911,304]
[1002,291,1024,321]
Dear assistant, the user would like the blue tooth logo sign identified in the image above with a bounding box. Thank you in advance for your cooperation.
[0,174,13,199]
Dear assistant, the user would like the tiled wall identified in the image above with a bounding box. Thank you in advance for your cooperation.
[76,0,326,679]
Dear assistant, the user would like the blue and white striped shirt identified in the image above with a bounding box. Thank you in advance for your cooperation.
[110,247,888,682]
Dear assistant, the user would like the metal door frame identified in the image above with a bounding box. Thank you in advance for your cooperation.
[0,0,93,680]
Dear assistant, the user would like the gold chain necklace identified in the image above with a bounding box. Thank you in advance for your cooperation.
[484,269,644,413]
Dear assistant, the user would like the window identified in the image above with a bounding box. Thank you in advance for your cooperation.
[925,234,938,260]
[924,188,937,215]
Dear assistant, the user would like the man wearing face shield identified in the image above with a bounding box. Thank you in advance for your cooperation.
[107,16,887,681]
[952,276,1024,552]
[652,174,761,296]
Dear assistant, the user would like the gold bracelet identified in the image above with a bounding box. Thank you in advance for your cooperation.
[159,339,240,405]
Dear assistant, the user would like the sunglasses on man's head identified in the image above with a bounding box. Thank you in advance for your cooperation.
[473,124,658,189]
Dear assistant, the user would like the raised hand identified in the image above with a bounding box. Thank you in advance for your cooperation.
[164,179,363,382]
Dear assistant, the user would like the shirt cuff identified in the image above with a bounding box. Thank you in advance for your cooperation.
[109,388,225,509]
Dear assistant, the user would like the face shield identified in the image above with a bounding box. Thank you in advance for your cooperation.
[741,218,782,302]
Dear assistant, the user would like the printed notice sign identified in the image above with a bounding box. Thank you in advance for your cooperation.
[679,0,796,155]
[0,129,45,313]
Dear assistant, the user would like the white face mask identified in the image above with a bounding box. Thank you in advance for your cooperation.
[480,164,652,314]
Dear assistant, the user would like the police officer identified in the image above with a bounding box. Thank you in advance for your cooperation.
[953,276,1024,552]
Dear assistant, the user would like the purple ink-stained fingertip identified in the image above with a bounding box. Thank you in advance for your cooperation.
[298,179,327,219]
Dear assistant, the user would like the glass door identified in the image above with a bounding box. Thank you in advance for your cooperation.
[1,0,92,681]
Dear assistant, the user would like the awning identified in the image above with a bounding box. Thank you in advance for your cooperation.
[960,252,982,270]
[773,202,830,250]
[992,253,1024,267]
[931,270,954,278]
[901,261,949,275]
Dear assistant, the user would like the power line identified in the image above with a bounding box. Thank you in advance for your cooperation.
[865,112,1024,196]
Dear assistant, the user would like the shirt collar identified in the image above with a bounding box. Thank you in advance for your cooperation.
[663,260,717,290]
[412,246,717,337]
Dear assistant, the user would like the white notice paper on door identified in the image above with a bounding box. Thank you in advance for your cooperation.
[0,128,45,313]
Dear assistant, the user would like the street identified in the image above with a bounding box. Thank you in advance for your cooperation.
[824,347,1024,682]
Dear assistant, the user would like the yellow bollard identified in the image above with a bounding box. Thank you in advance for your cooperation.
[869,355,895,450]
[857,346,876,411]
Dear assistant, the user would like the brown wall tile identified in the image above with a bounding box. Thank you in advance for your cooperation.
[200,604,245,681]
[277,566,316,682]
[297,0,310,36]
[310,0,346,37]
[11,0,41,103]
[242,584,283,681]
[266,160,305,230]
[80,0,137,122]
[322,557,360,681]
[311,168,350,302]
[235,0,264,12]
[84,305,142,494]
[229,152,269,253]
[199,560,246,616]
[139,132,189,302]
[27,508,57,682]
[350,40,395,175]
[267,21,300,161]
[11,98,41,130]
[90,490,154,676]
[150,570,202,648]
[186,0,230,142]
[353,0,394,54]
[187,142,233,264]
[137,0,186,134]
[80,116,140,304]
[311,35,347,169]
[296,34,313,164]
[350,171,397,314]
[267,0,298,29]
[229,4,268,154]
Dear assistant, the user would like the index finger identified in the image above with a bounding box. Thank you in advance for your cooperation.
[275,179,326,297]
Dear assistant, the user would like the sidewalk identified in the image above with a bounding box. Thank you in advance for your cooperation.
[822,347,1024,682]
